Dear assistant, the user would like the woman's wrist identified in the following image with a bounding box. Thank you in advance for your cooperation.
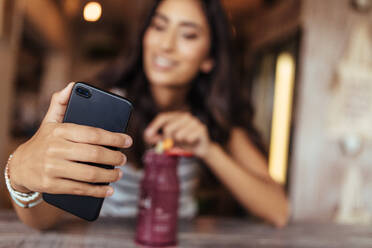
[7,148,33,194]
[5,152,42,208]
[200,141,221,164]
[10,181,32,194]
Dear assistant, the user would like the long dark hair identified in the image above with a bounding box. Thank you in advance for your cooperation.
[99,0,264,167]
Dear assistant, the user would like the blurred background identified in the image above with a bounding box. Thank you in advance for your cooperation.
[0,0,371,224]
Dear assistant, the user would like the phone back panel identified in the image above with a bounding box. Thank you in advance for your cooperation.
[42,82,132,221]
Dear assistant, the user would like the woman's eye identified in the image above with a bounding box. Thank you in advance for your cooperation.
[182,33,198,40]
[151,22,165,31]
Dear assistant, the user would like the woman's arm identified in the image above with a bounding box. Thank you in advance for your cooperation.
[11,193,67,230]
[9,83,132,230]
[202,128,289,227]
[145,112,289,227]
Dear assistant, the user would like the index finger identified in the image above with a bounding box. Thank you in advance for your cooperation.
[55,123,132,148]
[145,112,182,138]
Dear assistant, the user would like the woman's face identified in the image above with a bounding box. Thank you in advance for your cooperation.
[143,0,213,87]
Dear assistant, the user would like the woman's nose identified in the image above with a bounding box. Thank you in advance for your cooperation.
[160,30,177,53]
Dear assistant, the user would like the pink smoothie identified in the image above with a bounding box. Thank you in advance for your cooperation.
[135,151,180,247]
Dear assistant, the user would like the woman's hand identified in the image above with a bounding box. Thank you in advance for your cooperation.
[144,112,211,158]
[9,83,133,198]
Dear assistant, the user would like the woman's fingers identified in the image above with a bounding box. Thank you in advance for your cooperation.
[145,112,197,144]
[144,112,206,145]
[45,159,123,184]
[145,113,181,139]
[45,178,114,198]
[51,141,127,166]
[162,115,191,138]
[54,123,132,149]
[144,112,211,157]
[175,122,200,143]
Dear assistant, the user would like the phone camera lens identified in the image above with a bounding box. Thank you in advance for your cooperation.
[76,86,91,98]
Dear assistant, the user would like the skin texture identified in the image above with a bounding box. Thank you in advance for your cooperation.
[10,0,288,230]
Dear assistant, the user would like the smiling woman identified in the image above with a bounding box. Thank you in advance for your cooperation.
[9,0,288,230]
[98,0,289,226]
[143,0,213,88]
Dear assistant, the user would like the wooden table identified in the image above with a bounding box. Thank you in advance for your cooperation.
[1,210,372,247]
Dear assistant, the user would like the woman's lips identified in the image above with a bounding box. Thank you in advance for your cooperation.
[152,55,178,71]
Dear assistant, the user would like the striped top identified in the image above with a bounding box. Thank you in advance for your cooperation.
[100,156,200,218]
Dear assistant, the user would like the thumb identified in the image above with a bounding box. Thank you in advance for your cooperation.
[43,82,75,123]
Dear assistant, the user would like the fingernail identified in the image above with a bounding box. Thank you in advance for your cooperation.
[61,82,74,94]
[118,170,123,179]
[106,187,114,197]
[121,154,127,166]
[125,137,132,147]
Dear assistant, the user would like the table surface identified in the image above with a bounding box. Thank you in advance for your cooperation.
[1,210,372,248]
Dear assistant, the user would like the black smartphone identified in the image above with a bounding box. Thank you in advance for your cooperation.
[42,82,132,221]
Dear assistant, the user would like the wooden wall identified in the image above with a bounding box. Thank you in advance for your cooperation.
[0,0,24,207]
[290,0,372,221]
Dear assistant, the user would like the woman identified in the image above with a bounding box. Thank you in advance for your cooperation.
[7,0,288,229]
